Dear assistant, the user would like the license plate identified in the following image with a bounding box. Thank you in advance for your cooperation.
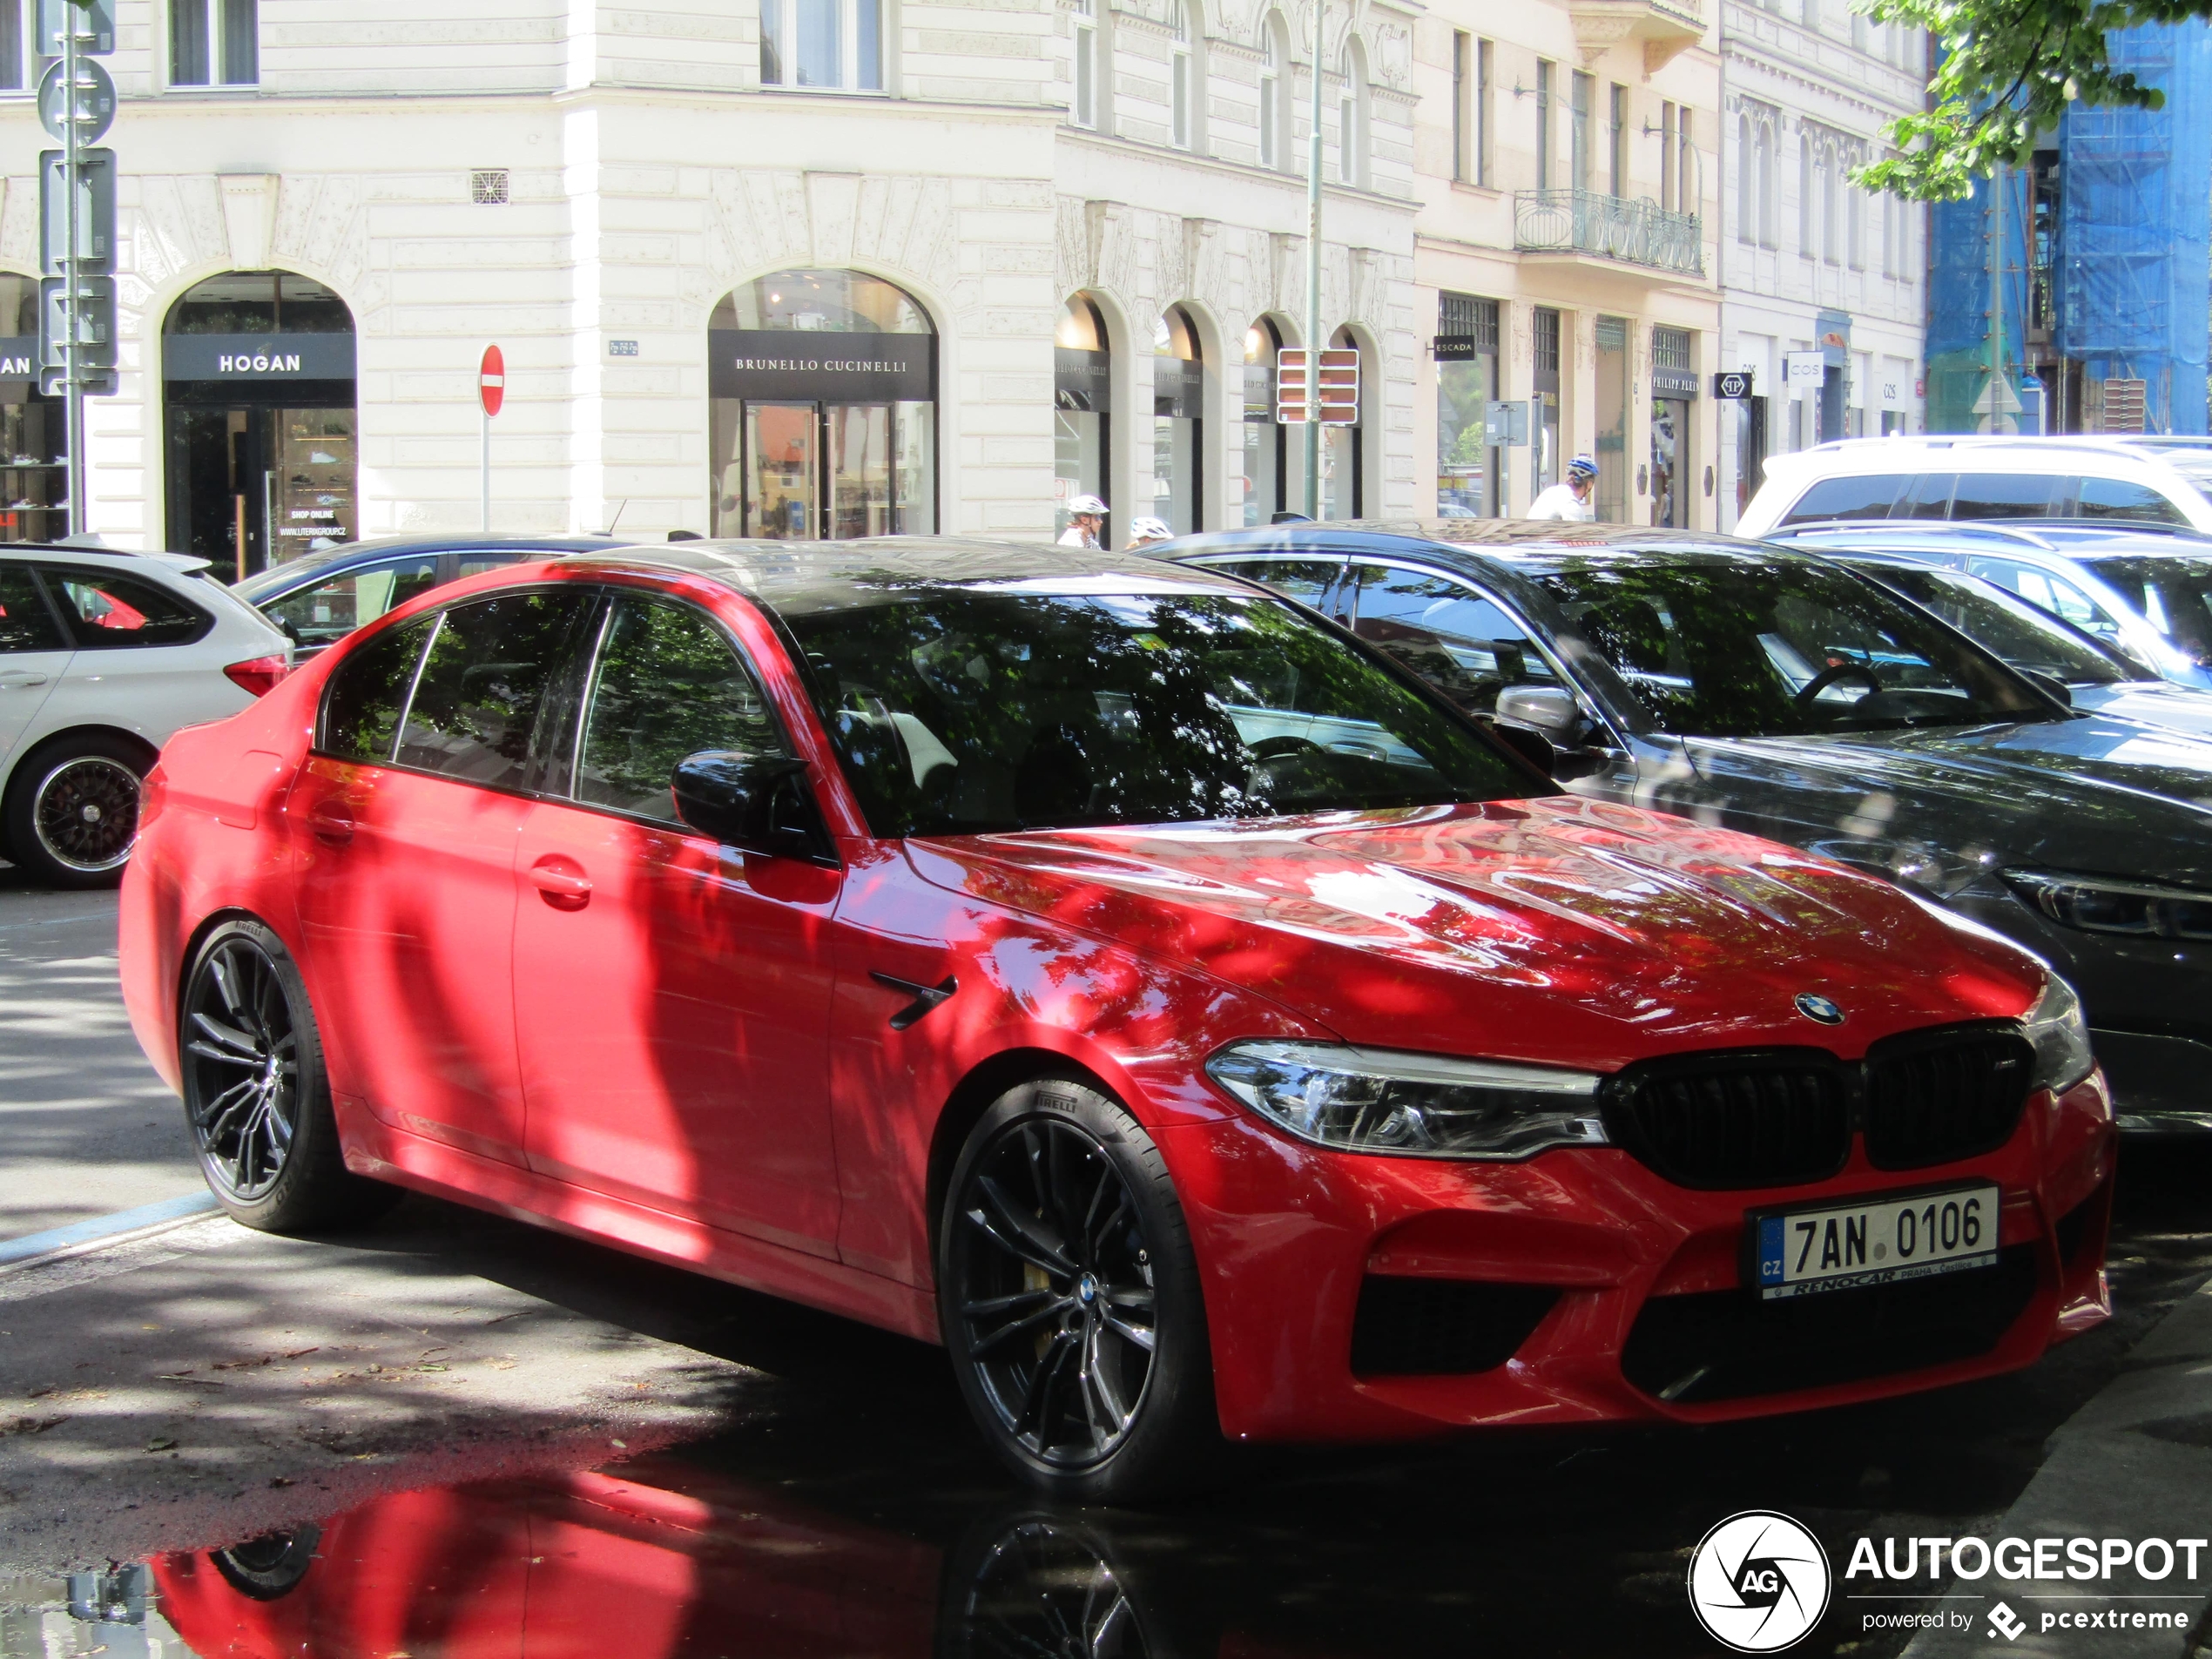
[1750,1184,2000,1301]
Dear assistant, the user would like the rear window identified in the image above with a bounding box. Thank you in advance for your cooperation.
[2077,476,2190,524]
[43,566,210,648]
[1950,473,2066,519]
[1777,475,1906,526]
[1899,475,1957,519]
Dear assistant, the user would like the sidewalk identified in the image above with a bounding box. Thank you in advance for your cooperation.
[1904,1277,2212,1657]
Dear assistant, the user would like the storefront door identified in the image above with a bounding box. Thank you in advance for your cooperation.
[169,405,356,577]
[745,402,818,540]
[1650,396,1689,528]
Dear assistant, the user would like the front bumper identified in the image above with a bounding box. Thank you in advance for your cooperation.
[1157,1071,2114,1444]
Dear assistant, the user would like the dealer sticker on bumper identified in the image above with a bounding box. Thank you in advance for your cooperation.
[1752,1184,2000,1300]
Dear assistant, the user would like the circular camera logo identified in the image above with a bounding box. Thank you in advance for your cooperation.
[1687,1510,1831,1653]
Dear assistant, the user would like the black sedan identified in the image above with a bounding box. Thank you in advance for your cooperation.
[1168,521,2212,1134]
[230,533,622,659]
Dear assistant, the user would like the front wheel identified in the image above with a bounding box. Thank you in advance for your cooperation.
[2,733,146,888]
[181,919,398,1233]
[938,1078,1220,1503]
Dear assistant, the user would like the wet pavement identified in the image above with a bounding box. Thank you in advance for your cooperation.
[1,1136,2209,1658]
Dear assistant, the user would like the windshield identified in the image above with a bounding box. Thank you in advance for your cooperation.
[782,587,1535,837]
[1527,558,2050,738]
[2078,555,2212,666]
[1846,563,2128,686]
[231,547,361,601]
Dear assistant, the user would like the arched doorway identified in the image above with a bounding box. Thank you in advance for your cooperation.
[709,270,936,540]
[1055,294,1112,543]
[1323,324,1366,520]
[164,272,357,577]
[1152,305,1204,535]
[1241,314,1307,524]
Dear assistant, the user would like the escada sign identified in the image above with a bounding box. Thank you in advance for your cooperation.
[164,333,357,382]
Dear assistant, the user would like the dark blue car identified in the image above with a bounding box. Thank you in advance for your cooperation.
[229,533,622,658]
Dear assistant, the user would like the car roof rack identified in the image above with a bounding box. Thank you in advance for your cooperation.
[1765,519,2057,546]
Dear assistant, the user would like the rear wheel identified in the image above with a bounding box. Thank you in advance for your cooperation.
[939,1078,1220,1503]
[181,919,398,1233]
[2,733,146,888]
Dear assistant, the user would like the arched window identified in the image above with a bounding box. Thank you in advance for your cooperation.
[1847,164,1865,268]
[1756,118,1777,248]
[1822,143,1841,265]
[1244,315,1308,523]
[1339,39,1370,187]
[1072,0,1105,129]
[1055,294,1113,543]
[1154,306,1204,535]
[1798,134,1814,257]
[1258,14,1288,170]
[707,269,936,540]
[1737,113,1754,245]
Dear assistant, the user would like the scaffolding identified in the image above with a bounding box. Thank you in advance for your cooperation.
[1926,22,2212,435]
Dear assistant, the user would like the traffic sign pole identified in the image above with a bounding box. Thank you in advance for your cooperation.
[479,344,505,531]
[1301,0,1324,520]
[62,4,81,537]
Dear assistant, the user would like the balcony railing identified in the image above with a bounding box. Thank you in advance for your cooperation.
[1514,189,1705,277]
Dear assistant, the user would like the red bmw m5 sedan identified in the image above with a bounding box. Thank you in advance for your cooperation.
[119,540,2115,1500]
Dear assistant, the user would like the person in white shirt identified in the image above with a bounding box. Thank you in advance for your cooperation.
[1058,495,1109,549]
[1527,455,1599,522]
[1123,516,1174,550]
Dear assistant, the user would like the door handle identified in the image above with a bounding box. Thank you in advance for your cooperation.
[0,671,49,688]
[528,858,591,910]
[308,805,355,846]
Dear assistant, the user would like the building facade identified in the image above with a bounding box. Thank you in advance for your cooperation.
[1713,0,1925,527]
[1409,0,1724,527]
[0,0,1420,562]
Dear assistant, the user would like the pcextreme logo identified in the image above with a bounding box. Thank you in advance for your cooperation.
[1687,1511,1832,1652]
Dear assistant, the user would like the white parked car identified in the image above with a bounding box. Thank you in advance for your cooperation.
[0,546,291,887]
[1738,435,2212,538]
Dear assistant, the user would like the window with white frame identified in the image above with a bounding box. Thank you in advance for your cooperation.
[1339,40,1368,186]
[1071,0,1099,125]
[172,0,259,87]
[762,0,884,91]
[1823,145,1841,264]
[1737,114,1754,243]
[1755,113,1777,247]
[1848,171,1865,267]
[1170,0,1194,148]
[1799,135,1814,256]
[1259,13,1288,170]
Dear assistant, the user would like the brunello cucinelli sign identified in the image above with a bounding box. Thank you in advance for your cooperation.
[163,334,359,381]
[709,329,935,403]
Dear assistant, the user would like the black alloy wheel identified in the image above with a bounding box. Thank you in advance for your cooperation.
[210,1524,322,1601]
[941,1514,1155,1659]
[941,1079,1219,1502]
[180,920,398,1233]
[1,732,146,887]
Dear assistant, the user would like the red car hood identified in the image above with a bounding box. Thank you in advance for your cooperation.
[904,798,2044,1070]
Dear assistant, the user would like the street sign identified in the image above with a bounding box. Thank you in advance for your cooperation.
[39,273,115,370]
[1784,351,1825,390]
[1713,370,1755,400]
[1277,347,1358,424]
[37,57,114,145]
[479,344,505,416]
[1483,399,1529,445]
[39,147,114,274]
[37,0,114,57]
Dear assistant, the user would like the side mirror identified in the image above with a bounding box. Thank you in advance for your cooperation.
[2016,668,2074,708]
[670,750,831,861]
[1494,684,1585,738]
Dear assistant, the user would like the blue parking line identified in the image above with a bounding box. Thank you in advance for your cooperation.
[0,1191,219,1266]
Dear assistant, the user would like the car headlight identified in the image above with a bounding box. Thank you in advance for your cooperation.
[1204,1041,1609,1161]
[2024,974,2097,1096]
[2004,868,2212,941]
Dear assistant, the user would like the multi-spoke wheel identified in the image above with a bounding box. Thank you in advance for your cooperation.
[940,1514,1155,1659]
[940,1078,1219,1502]
[180,920,398,1233]
[1,732,146,888]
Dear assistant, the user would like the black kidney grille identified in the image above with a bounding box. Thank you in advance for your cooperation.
[1864,1027,2034,1170]
[1605,1055,1852,1190]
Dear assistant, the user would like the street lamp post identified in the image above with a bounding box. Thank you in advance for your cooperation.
[1301,0,1324,518]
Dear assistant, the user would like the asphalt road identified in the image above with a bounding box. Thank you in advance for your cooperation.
[1,875,2209,1657]
[0,870,202,1241]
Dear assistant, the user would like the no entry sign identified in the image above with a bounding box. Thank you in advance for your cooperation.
[479,344,505,416]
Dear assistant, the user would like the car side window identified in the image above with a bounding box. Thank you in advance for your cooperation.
[1899,474,1958,520]
[0,563,65,652]
[263,557,439,651]
[1777,474,1907,526]
[1950,473,2064,519]
[2076,475,2190,524]
[1967,558,2123,642]
[1347,564,1564,716]
[395,589,594,789]
[456,553,522,578]
[1197,556,1348,616]
[320,615,437,763]
[572,593,786,824]
[43,566,210,648]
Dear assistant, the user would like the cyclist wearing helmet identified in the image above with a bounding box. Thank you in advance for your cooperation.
[1528,455,1599,523]
[1058,494,1109,549]
[1124,516,1174,550]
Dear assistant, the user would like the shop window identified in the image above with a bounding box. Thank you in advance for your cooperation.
[1056,294,1113,542]
[709,269,936,541]
[1435,293,1500,518]
[1322,326,1363,521]
[1244,316,1307,524]
[171,0,257,88]
[1154,306,1204,536]
[762,0,884,92]
[0,274,60,546]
